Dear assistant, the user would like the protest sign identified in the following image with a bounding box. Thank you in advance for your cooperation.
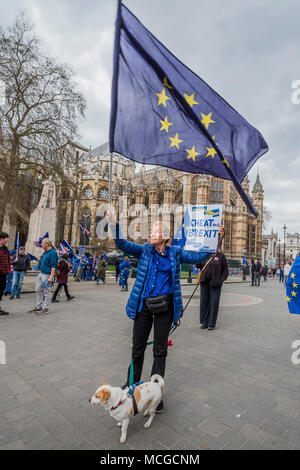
[185,205,223,253]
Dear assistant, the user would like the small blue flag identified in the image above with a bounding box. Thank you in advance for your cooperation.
[61,239,79,261]
[14,232,20,251]
[286,257,300,315]
[172,207,190,249]
[109,2,268,216]
[34,232,49,247]
[242,256,249,266]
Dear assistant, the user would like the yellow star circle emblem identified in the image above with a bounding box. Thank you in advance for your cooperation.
[156,88,171,107]
[169,133,183,149]
[186,146,200,162]
[292,291,297,297]
[160,116,173,133]
[291,273,296,279]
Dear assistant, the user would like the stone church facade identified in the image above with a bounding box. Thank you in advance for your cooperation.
[61,142,264,262]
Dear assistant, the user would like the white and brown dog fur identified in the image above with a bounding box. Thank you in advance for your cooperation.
[89,374,164,443]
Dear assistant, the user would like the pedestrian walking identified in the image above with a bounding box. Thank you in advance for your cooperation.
[0,232,11,316]
[28,239,58,315]
[52,254,74,303]
[10,246,31,299]
[254,258,262,287]
[115,257,120,282]
[284,262,292,286]
[106,210,225,413]
[279,265,284,283]
[196,252,228,330]
[250,259,256,286]
[96,255,107,284]
[119,256,131,291]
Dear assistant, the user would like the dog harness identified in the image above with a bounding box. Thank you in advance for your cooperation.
[128,382,143,416]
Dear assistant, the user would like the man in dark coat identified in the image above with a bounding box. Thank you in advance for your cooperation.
[52,254,74,302]
[196,252,228,330]
[10,246,31,299]
[0,232,10,315]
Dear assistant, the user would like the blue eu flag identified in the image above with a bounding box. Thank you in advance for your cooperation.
[286,256,300,315]
[172,208,190,249]
[109,2,268,216]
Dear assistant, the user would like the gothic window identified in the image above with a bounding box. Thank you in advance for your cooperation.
[247,224,256,255]
[191,177,197,205]
[98,187,109,200]
[83,186,93,199]
[224,219,232,252]
[211,179,224,203]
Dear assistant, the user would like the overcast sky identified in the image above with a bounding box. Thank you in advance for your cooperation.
[1,0,300,237]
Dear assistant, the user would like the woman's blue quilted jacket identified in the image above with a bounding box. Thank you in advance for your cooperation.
[112,224,211,324]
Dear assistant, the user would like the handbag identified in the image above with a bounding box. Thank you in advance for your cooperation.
[144,294,171,314]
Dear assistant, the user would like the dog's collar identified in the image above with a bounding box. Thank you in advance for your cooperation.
[110,398,125,411]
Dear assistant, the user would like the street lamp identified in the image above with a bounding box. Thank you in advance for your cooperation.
[278,238,281,266]
[283,225,287,264]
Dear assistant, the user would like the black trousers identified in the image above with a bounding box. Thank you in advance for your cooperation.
[126,301,173,385]
[52,283,70,299]
[200,282,222,328]
[0,274,6,302]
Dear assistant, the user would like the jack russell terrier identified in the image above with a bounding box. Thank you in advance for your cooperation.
[89,374,164,443]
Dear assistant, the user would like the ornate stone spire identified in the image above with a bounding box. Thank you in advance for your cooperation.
[112,178,122,195]
[137,174,146,191]
[165,169,175,188]
[253,173,264,193]
[124,178,133,194]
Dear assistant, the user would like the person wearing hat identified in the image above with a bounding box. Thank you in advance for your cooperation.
[10,246,31,300]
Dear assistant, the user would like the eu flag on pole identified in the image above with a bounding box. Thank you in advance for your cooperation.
[286,256,300,315]
[109,2,268,216]
[172,207,190,249]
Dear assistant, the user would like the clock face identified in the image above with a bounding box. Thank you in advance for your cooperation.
[85,188,93,198]
[100,188,109,199]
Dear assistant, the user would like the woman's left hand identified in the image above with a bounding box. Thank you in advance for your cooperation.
[218,225,225,237]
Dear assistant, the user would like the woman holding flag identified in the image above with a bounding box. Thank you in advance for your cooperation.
[106,210,224,413]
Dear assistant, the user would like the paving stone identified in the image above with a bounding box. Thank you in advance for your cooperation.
[197,417,228,438]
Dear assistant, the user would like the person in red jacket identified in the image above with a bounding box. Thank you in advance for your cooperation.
[51,254,74,303]
[0,232,11,316]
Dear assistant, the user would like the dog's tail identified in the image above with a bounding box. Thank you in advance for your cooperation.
[150,374,164,390]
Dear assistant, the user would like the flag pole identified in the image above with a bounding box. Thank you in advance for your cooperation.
[109,0,122,209]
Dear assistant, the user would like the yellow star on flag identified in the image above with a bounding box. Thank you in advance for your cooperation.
[292,291,297,297]
[222,157,229,168]
[163,76,173,89]
[160,116,173,133]
[184,93,199,107]
[169,133,183,149]
[156,88,171,107]
[206,147,217,158]
[291,273,296,279]
[201,112,215,129]
[287,296,291,303]
[293,282,298,288]
[186,146,200,161]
